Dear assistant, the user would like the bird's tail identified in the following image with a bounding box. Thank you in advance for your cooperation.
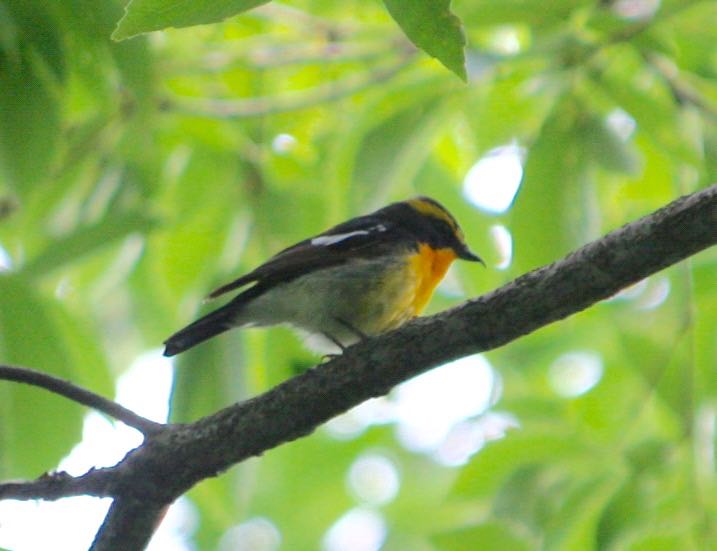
[163,302,238,357]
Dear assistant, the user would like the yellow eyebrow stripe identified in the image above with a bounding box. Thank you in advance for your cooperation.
[407,197,465,242]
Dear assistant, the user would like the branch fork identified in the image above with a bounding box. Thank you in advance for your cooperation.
[1,184,716,550]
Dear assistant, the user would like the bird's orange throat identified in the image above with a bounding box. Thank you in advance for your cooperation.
[410,244,457,314]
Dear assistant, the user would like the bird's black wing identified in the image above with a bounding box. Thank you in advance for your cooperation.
[207,214,407,299]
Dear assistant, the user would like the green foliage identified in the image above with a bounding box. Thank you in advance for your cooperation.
[0,276,111,477]
[1,0,717,549]
[433,522,532,551]
[0,1,63,194]
[113,0,270,40]
[383,0,467,81]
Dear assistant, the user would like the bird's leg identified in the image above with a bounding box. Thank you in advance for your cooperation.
[320,319,367,361]
[333,317,368,341]
[320,332,348,361]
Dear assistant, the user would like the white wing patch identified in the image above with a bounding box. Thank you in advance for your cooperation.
[311,224,387,247]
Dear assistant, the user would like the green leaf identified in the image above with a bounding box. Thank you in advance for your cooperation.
[594,44,698,165]
[452,430,590,499]
[324,74,457,215]
[169,333,245,423]
[113,0,270,40]
[456,0,590,28]
[578,116,640,175]
[0,5,62,194]
[617,327,694,428]
[0,276,83,478]
[383,0,467,81]
[432,522,532,551]
[693,251,717,399]
[510,95,586,274]
[544,472,625,551]
[353,96,457,205]
[621,532,700,551]
[20,210,157,278]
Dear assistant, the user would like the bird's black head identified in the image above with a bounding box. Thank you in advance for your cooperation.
[382,196,483,263]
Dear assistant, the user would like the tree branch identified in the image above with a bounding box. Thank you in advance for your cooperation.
[1,185,715,550]
[0,467,115,501]
[90,183,717,549]
[89,498,169,551]
[0,365,164,436]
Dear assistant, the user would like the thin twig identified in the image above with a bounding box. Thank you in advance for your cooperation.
[169,53,417,119]
[0,467,115,501]
[0,365,165,436]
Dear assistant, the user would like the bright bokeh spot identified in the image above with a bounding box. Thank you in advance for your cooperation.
[549,351,603,398]
[325,397,395,439]
[434,412,520,467]
[148,499,199,550]
[612,279,648,301]
[326,356,499,465]
[606,108,637,141]
[612,0,660,20]
[434,418,486,467]
[487,27,522,55]
[393,355,495,452]
[636,276,670,310]
[219,517,281,551]
[0,242,12,270]
[347,453,400,506]
[490,224,513,270]
[323,508,387,551]
[116,351,173,422]
[271,133,297,154]
[610,277,670,310]
[463,143,524,214]
[0,498,111,550]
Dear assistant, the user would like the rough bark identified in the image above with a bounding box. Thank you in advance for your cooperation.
[1,184,715,550]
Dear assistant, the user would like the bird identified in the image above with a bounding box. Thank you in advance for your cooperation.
[163,196,482,356]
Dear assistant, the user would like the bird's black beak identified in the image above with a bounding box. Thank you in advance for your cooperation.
[458,246,485,266]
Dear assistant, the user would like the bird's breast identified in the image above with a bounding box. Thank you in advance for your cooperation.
[408,244,457,315]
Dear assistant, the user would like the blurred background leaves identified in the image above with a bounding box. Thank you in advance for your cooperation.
[1,0,717,549]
